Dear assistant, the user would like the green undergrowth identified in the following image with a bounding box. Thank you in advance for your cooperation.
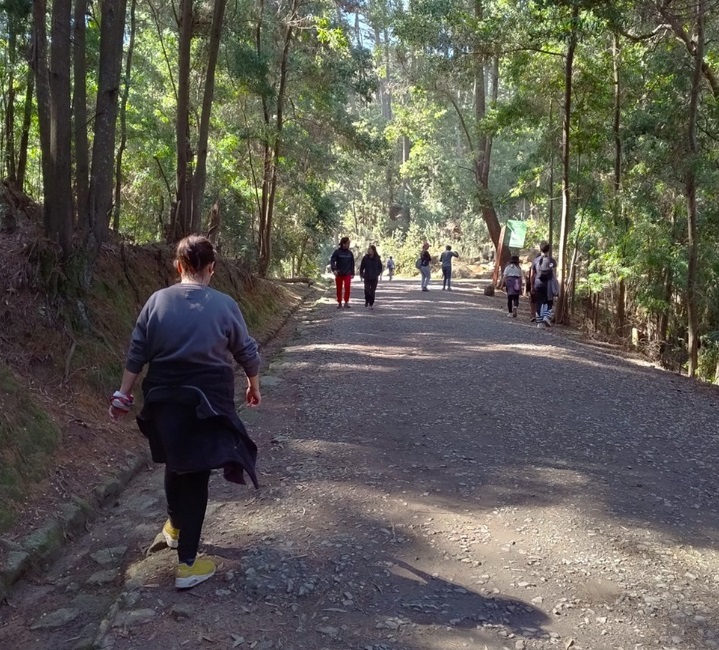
[0,364,60,530]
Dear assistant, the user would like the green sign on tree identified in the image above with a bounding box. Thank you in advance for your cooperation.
[505,220,528,249]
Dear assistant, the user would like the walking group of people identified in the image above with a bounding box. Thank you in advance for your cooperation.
[330,236,556,327]
[329,237,395,309]
[330,239,461,308]
[500,241,558,327]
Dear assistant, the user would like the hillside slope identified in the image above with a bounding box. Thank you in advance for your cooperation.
[0,226,307,550]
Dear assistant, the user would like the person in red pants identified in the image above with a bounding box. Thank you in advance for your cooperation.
[330,237,355,308]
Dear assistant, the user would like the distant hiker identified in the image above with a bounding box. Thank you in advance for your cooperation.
[360,245,383,309]
[109,235,261,590]
[501,255,524,318]
[439,245,459,290]
[330,236,355,309]
[530,241,557,327]
[418,242,432,291]
[386,256,395,281]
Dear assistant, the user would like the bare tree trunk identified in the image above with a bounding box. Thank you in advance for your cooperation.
[190,0,228,232]
[74,0,89,231]
[472,2,503,252]
[255,0,271,272]
[612,34,626,336]
[261,13,295,276]
[258,0,296,277]
[87,0,128,251]
[383,26,392,121]
[16,67,34,190]
[174,0,194,239]
[556,4,579,325]
[685,0,704,377]
[113,0,137,233]
[4,17,17,182]
[548,98,555,249]
[48,0,74,255]
[31,0,52,184]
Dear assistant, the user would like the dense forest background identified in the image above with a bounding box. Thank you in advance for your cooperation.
[1,0,719,381]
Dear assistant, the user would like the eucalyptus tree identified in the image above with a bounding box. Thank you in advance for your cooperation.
[395,0,506,250]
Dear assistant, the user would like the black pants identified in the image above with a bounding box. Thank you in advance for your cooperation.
[507,294,519,312]
[534,285,553,317]
[442,267,452,288]
[165,467,211,564]
[364,278,378,305]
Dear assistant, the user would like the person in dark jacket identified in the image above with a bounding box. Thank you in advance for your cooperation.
[359,245,383,309]
[330,236,355,308]
[419,242,432,291]
[530,241,558,328]
[109,235,261,590]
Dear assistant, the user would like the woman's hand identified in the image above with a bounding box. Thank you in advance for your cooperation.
[246,375,261,407]
[108,391,134,420]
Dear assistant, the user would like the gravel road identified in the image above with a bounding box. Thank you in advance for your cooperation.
[2,279,719,650]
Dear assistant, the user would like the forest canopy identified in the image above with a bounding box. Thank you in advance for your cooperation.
[1,0,719,380]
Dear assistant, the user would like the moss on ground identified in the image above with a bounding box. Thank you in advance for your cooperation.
[0,364,60,531]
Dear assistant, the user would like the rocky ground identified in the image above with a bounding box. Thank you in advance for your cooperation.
[1,278,718,650]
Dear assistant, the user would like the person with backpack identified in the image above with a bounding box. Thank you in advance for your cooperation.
[386,256,395,281]
[330,237,355,309]
[359,245,383,309]
[531,242,557,327]
[439,245,459,290]
[417,242,432,291]
[501,255,524,317]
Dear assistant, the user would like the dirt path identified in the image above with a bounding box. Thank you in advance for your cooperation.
[2,279,719,650]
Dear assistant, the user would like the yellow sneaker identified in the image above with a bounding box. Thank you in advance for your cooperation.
[162,520,179,549]
[175,557,216,589]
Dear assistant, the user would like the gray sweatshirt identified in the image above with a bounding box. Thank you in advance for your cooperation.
[126,283,260,377]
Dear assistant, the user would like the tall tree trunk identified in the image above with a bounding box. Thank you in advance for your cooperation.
[16,67,34,190]
[31,0,52,188]
[612,34,626,336]
[472,2,502,251]
[113,0,137,233]
[548,98,555,249]
[685,0,704,377]
[556,4,579,325]
[255,0,271,272]
[4,17,17,182]
[257,0,296,277]
[87,0,128,252]
[47,0,74,255]
[382,26,393,120]
[73,0,90,232]
[190,0,228,232]
[174,0,194,239]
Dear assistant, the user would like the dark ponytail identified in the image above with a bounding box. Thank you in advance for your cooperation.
[176,235,216,274]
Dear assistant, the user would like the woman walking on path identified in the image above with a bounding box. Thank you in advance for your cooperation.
[360,245,383,309]
[109,235,262,590]
[501,255,524,318]
[330,237,355,308]
[419,242,432,291]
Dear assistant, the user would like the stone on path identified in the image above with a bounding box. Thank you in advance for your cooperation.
[112,608,156,628]
[30,607,80,629]
[90,546,128,566]
[86,569,119,585]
